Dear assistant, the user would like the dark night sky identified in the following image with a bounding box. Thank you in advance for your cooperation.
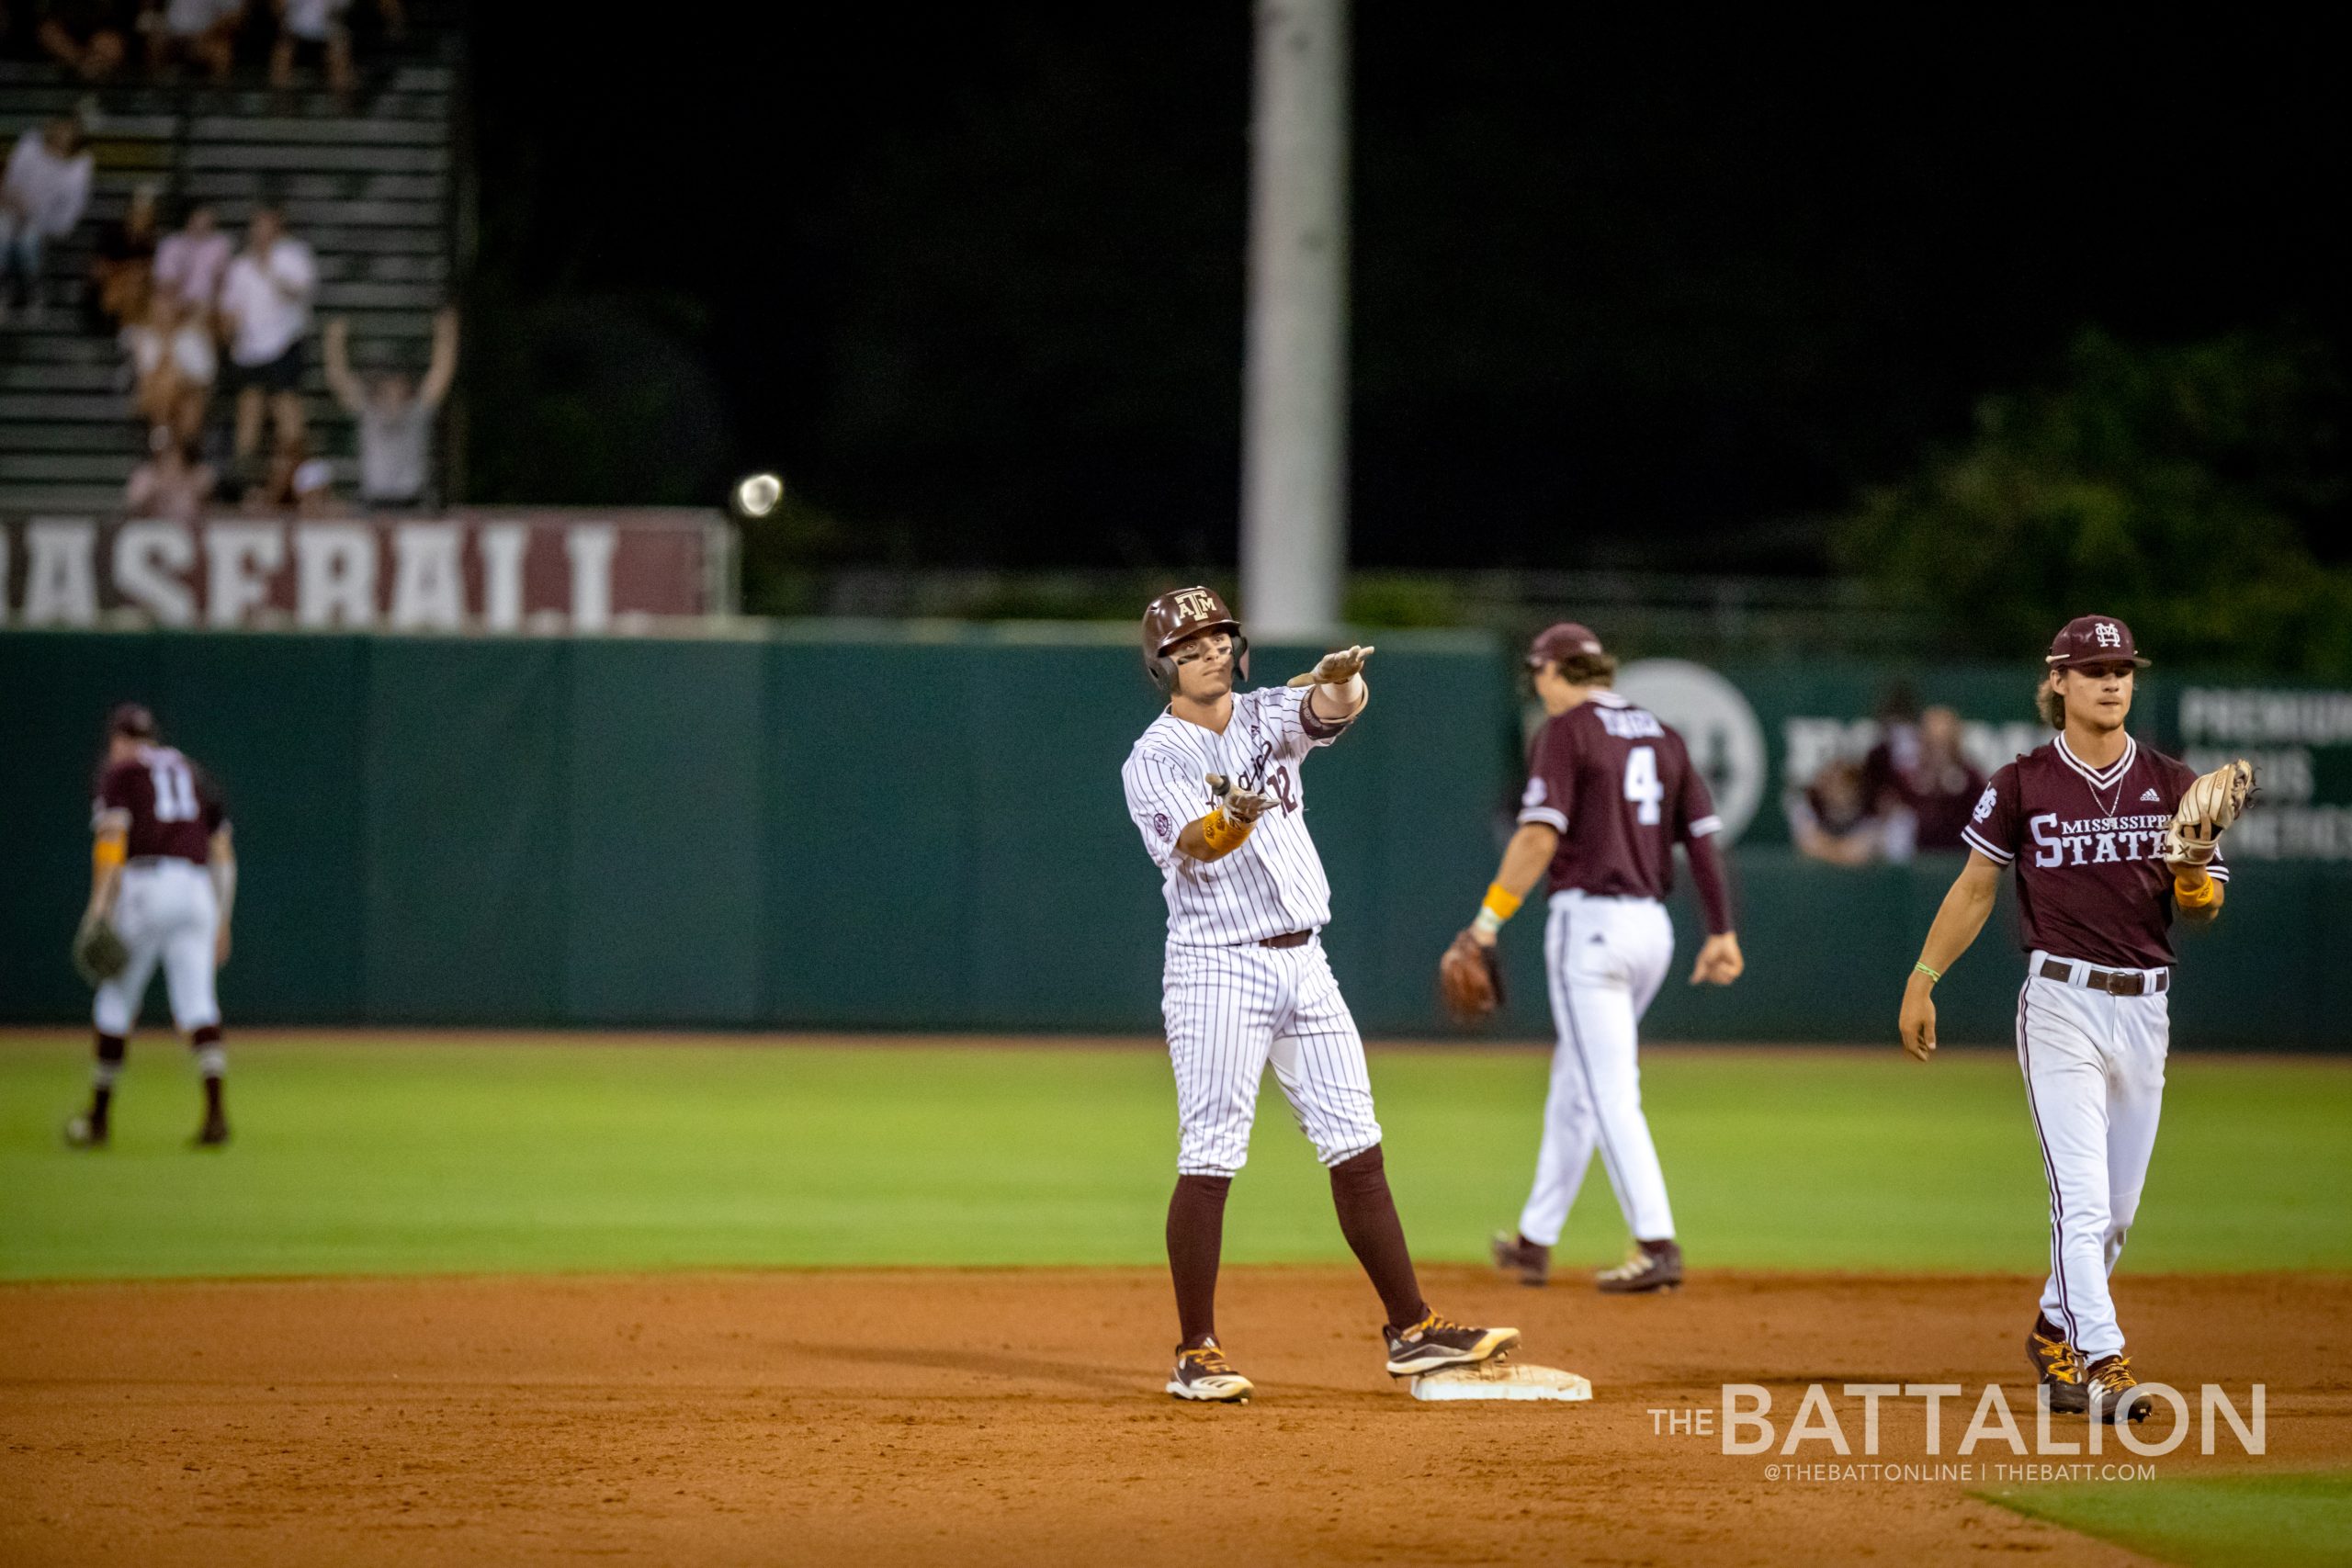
[467,10,2345,572]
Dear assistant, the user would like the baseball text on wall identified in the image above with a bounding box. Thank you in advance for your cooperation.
[0,510,735,633]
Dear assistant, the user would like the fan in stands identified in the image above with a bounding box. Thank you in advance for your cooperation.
[0,116,93,321]
[0,27,448,519]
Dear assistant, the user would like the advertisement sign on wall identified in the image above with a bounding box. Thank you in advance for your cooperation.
[2177,687,2352,859]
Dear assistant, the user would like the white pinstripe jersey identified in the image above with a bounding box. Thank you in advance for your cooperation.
[1123,684,1351,946]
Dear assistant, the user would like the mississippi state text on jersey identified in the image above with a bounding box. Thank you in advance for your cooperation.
[1962,732,2226,970]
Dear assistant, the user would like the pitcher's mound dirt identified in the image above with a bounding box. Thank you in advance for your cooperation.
[3,1267,2345,1566]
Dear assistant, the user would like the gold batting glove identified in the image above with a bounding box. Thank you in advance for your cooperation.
[1207,772,1275,823]
[1285,645,1376,688]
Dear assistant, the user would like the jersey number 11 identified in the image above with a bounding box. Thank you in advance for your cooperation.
[150,757,199,823]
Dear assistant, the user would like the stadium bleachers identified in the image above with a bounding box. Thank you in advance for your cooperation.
[0,51,460,513]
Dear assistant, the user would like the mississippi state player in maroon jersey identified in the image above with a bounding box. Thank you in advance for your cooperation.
[1464,624,1743,1293]
[1900,615,2238,1425]
[65,704,237,1149]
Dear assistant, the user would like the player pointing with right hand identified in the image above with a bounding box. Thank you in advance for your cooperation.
[1122,586,1519,1404]
[1899,615,2251,1424]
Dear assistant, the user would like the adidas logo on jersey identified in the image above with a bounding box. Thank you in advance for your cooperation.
[2141,787,2161,801]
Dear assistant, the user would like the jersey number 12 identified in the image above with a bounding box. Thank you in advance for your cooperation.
[1623,746,1663,826]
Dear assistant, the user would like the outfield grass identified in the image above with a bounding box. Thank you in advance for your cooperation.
[1,1036,2347,1280]
[1982,1471,2352,1567]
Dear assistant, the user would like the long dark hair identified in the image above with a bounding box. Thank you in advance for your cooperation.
[1555,652,1619,687]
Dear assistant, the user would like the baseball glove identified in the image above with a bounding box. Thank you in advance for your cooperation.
[2163,758,2255,868]
[73,915,129,987]
[1438,929,1506,1023]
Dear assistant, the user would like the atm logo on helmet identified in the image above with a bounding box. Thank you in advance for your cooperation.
[1173,588,1220,622]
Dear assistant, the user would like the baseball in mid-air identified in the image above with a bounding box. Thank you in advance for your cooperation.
[733,472,785,518]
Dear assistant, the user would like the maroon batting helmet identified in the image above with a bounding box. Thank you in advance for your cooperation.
[1141,585,1249,694]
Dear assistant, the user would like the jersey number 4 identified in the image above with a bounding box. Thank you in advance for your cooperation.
[1623,746,1663,826]
[150,757,199,822]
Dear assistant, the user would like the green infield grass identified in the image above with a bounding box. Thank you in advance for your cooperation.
[1981,1470,2352,1567]
[2,1036,2347,1280]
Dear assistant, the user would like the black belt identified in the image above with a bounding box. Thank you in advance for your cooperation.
[1260,931,1311,950]
[2040,959,2169,997]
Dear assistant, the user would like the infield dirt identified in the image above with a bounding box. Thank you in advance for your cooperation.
[3,1267,2345,1566]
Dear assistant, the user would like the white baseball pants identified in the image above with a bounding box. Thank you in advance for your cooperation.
[94,860,221,1036]
[1519,890,1678,1247]
[1162,937,1383,1177]
[2017,951,2169,1361]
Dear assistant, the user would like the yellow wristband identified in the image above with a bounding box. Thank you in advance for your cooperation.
[1472,883,1522,940]
[1913,961,1941,984]
[1200,808,1253,856]
[2174,874,2217,908]
[93,834,125,873]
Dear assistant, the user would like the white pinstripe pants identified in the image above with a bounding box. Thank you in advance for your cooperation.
[2018,953,2169,1361]
[1518,890,1677,1247]
[1162,938,1383,1177]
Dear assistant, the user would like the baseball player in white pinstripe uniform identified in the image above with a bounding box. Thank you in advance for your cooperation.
[1123,586,1518,1404]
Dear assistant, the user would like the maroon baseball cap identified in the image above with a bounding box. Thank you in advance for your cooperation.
[1525,621,1606,670]
[2045,615,2150,670]
[107,702,156,739]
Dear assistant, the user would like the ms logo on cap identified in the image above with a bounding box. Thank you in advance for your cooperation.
[2095,622,2122,649]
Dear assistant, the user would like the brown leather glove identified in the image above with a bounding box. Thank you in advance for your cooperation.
[73,915,130,987]
[2163,759,2254,868]
[1438,930,1505,1024]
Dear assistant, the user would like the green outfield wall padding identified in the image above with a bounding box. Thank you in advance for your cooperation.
[565,640,767,1024]
[0,634,166,1022]
[762,640,989,1027]
[959,642,1171,1031]
[2,628,2346,1048]
[361,640,570,1022]
[159,634,369,1024]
